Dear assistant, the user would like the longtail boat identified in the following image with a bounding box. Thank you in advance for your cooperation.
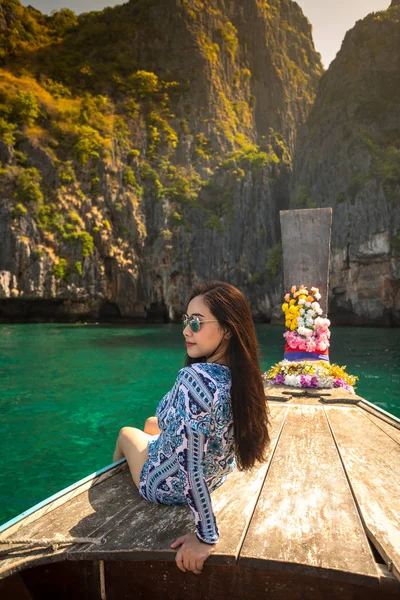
[0,209,399,599]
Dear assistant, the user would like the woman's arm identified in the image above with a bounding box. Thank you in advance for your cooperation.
[168,369,221,573]
[176,423,219,544]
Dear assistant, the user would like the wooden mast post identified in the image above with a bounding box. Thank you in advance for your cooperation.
[280,208,332,315]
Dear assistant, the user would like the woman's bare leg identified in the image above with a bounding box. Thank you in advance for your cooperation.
[113,427,152,488]
[144,416,161,435]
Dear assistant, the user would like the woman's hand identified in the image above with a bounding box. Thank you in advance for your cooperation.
[170,533,216,574]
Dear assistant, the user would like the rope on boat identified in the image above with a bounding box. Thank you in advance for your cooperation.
[0,534,104,552]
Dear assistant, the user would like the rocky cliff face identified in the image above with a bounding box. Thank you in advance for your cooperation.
[291,2,400,325]
[0,0,322,321]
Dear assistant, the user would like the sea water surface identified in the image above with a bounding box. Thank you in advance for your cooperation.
[0,323,399,525]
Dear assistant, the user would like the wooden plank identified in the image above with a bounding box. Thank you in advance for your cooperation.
[356,408,400,446]
[358,401,400,432]
[71,405,289,565]
[104,560,397,600]
[0,465,134,579]
[0,405,288,577]
[21,559,101,600]
[239,405,379,587]
[0,460,127,539]
[280,208,332,313]
[324,406,400,581]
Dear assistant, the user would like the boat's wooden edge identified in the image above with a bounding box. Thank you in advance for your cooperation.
[376,563,400,593]
[0,459,128,539]
[3,547,398,592]
[357,400,400,431]
[238,556,380,588]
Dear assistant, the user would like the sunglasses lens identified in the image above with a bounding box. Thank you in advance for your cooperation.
[189,317,200,332]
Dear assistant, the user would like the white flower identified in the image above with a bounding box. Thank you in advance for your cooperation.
[285,375,300,387]
[298,298,306,305]
[315,292,321,300]
[308,309,315,317]
[305,302,311,307]
[299,308,305,316]
[311,302,320,311]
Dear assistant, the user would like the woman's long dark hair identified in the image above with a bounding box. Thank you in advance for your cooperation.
[185,280,271,470]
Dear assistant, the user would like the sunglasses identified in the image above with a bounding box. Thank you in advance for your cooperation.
[182,314,218,332]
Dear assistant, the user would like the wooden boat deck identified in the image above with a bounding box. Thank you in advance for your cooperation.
[0,390,399,599]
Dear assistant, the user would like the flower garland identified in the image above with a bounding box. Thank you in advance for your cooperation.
[263,284,358,393]
[264,360,358,393]
[282,285,330,353]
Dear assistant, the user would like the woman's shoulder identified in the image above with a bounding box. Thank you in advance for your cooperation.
[177,362,231,389]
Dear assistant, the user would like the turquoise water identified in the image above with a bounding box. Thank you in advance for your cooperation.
[0,323,399,526]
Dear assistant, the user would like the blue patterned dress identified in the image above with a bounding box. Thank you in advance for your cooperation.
[138,362,236,544]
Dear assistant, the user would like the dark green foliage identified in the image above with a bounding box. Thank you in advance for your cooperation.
[11,202,27,218]
[72,125,103,165]
[53,258,68,279]
[220,144,277,171]
[14,150,28,166]
[204,212,224,233]
[392,234,400,254]
[58,161,76,184]
[336,191,346,204]
[74,260,83,275]
[14,167,43,208]
[248,272,262,285]
[0,118,16,145]
[363,131,400,205]
[47,8,78,36]
[62,230,94,257]
[10,90,39,126]
[293,185,316,208]
[265,241,282,280]
[348,171,371,203]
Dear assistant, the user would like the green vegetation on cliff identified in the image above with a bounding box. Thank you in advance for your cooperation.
[0,0,322,299]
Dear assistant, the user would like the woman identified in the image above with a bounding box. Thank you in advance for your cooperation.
[113,280,271,574]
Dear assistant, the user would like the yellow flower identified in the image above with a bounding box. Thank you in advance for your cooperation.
[289,305,298,313]
[290,321,297,330]
[289,299,296,306]
[298,295,307,301]
[306,296,314,303]
[282,303,289,312]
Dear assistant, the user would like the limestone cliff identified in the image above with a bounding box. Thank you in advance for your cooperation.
[291,1,400,325]
[0,0,322,321]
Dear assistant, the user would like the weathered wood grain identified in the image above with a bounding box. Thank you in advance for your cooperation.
[280,208,332,313]
[72,405,289,564]
[0,461,127,541]
[0,465,134,579]
[358,402,400,434]
[239,404,379,587]
[103,560,398,600]
[0,405,287,577]
[358,410,400,446]
[324,406,400,581]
